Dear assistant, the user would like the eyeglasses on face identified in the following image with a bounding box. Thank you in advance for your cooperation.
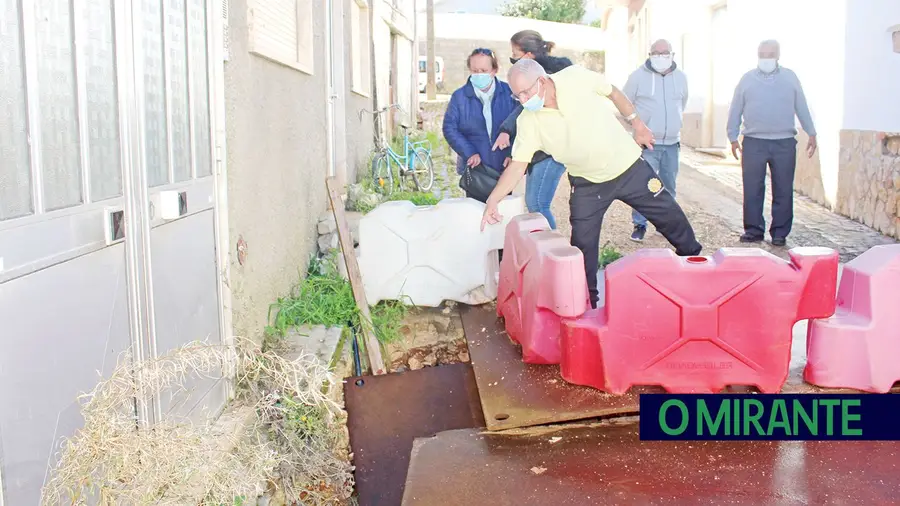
[511,77,541,103]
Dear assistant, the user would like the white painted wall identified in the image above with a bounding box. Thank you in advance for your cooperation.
[632,0,715,113]
[841,0,900,132]
[422,12,607,49]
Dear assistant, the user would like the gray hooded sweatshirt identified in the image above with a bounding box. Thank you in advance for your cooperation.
[622,60,689,146]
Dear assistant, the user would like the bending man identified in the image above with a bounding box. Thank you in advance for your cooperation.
[480,59,703,308]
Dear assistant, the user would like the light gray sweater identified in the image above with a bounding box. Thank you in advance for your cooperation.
[726,66,816,143]
[623,61,689,145]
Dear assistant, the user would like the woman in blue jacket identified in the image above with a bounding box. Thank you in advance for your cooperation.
[442,48,518,203]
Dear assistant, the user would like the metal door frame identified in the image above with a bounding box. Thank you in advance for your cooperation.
[120,0,231,423]
[131,0,234,422]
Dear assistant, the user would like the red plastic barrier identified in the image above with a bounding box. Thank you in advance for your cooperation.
[560,247,839,394]
[805,244,900,393]
[497,214,589,364]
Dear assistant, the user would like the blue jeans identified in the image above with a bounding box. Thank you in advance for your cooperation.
[525,157,566,229]
[633,143,680,226]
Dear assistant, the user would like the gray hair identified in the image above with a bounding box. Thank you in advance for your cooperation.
[650,39,672,52]
[507,57,547,82]
[758,39,780,55]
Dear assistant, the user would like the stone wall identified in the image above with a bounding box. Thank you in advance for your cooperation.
[418,98,450,134]
[792,129,828,207]
[316,211,362,279]
[834,130,900,239]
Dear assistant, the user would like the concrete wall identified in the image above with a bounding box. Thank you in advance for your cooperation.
[373,0,417,142]
[418,13,608,93]
[422,39,606,94]
[225,0,374,339]
[423,0,612,23]
[345,0,376,183]
[842,0,900,133]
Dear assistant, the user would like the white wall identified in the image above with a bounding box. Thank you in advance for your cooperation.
[422,12,608,49]
[636,0,716,113]
[724,0,847,204]
[841,0,900,132]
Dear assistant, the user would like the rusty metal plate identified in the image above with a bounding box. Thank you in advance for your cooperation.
[402,423,900,506]
[345,362,485,506]
[460,304,899,431]
[461,303,646,431]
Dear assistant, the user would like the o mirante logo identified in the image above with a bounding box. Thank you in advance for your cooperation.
[638,394,899,441]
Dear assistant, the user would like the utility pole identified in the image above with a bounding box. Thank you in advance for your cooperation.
[426,0,436,99]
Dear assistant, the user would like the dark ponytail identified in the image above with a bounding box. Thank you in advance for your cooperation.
[510,30,555,58]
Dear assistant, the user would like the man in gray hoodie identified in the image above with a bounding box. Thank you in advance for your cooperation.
[623,39,689,242]
[727,39,817,247]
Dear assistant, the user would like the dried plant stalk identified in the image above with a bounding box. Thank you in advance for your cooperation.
[41,338,353,506]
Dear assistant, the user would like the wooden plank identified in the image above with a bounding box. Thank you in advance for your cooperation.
[326,177,386,375]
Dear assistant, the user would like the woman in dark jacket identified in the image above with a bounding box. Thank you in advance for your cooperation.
[442,48,518,202]
[492,31,572,229]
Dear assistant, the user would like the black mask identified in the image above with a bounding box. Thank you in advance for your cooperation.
[509,57,520,65]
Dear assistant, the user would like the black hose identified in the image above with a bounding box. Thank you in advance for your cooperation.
[349,320,362,377]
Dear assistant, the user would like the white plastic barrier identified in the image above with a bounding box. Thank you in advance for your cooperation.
[359,195,526,307]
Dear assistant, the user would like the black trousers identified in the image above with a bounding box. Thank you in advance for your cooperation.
[569,158,703,308]
[740,137,797,240]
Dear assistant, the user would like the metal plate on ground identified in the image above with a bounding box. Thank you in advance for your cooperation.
[460,304,899,431]
[461,303,645,431]
[345,362,485,506]
[402,424,900,506]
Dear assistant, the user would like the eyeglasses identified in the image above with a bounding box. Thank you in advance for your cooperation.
[511,77,541,103]
[473,48,494,56]
[650,51,674,57]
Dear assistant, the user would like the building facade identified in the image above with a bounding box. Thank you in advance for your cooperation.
[0,0,404,503]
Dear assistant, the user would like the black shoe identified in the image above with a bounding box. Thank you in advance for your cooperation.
[771,237,787,247]
[631,225,647,242]
[739,233,763,243]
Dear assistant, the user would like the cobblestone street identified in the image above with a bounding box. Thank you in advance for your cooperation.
[548,147,897,262]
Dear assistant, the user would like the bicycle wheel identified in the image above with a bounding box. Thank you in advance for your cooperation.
[408,148,435,192]
[371,153,393,197]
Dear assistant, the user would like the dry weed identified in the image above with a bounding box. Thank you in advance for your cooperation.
[41,338,353,506]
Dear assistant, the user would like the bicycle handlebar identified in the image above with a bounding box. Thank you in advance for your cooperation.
[358,103,404,120]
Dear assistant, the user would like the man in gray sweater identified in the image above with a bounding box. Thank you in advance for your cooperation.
[623,39,689,242]
[727,39,817,247]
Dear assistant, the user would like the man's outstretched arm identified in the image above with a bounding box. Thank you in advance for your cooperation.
[608,86,655,148]
[480,160,528,231]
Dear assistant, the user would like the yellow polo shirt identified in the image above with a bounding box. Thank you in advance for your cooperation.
[511,65,642,183]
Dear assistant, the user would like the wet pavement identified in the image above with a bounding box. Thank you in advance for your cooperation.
[402,423,900,506]
[344,363,485,506]
[461,304,899,432]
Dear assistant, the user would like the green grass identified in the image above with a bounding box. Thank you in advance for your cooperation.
[265,255,408,346]
[599,242,623,269]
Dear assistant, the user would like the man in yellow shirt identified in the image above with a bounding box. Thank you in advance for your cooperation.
[481,58,702,308]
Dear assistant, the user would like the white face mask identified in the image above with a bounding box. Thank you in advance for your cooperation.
[758,58,778,73]
[650,55,673,72]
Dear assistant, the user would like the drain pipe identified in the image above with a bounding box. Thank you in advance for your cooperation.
[324,0,337,179]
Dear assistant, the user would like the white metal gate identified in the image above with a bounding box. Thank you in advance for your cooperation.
[0,0,226,503]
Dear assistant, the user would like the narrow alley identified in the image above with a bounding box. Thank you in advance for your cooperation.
[2,0,900,505]
[547,147,897,262]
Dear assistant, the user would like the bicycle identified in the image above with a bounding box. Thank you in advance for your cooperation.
[363,104,435,196]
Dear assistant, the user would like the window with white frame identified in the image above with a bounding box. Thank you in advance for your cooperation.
[247,0,314,74]
[351,0,371,96]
